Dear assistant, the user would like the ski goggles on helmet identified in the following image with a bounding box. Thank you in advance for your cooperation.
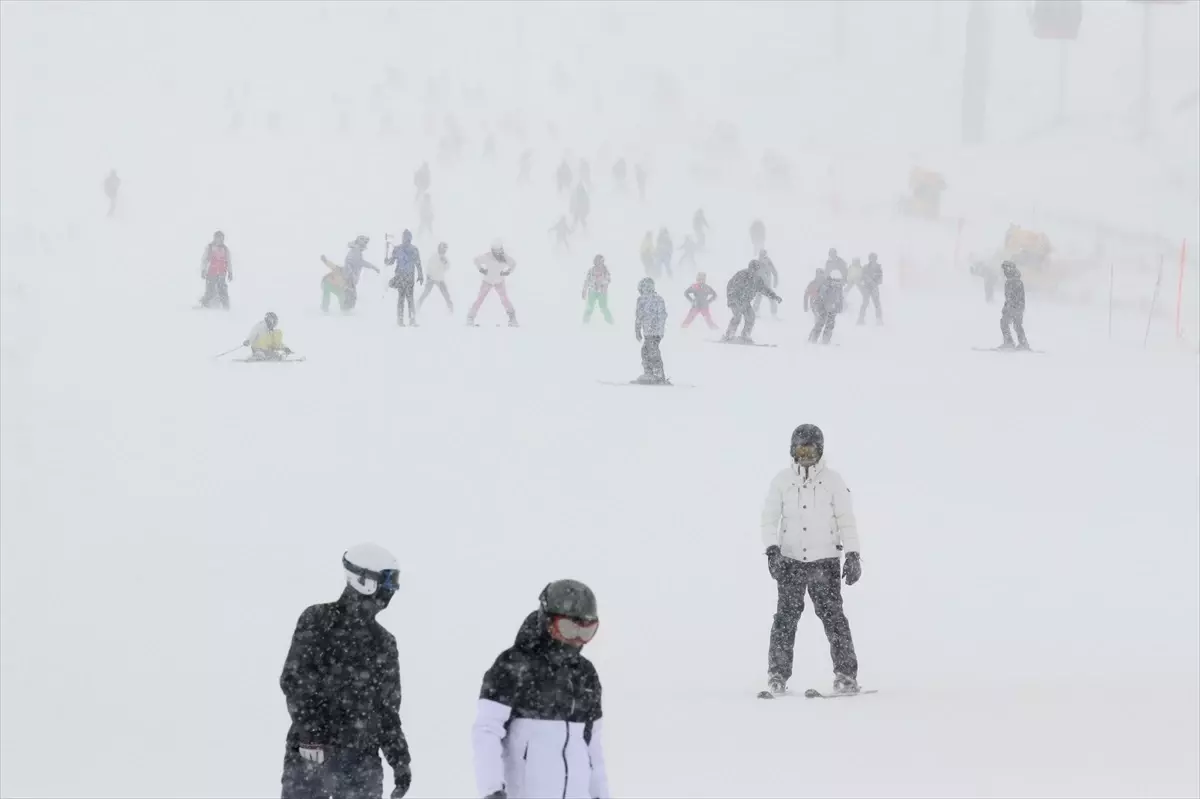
[549,615,599,646]
[793,444,820,464]
[342,555,401,593]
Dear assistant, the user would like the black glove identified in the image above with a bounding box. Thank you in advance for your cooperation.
[843,552,861,586]
[766,545,784,581]
[391,764,412,799]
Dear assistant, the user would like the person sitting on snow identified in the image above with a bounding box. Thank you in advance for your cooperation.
[243,312,292,360]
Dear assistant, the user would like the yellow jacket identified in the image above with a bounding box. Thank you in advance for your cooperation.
[246,320,285,351]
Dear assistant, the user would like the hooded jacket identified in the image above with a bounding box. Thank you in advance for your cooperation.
[279,588,410,775]
[344,244,378,286]
[727,266,780,308]
[387,234,423,281]
[635,281,668,337]
[760,459,859,563]
[472,612,609,799]
[684,282,717,309]
[1003,265,1026,312]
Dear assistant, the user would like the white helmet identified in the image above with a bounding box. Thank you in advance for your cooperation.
[491,238,504,252]
[343,542,400,596]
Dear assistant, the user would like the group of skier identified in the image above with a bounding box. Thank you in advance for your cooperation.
[279,419,864,798]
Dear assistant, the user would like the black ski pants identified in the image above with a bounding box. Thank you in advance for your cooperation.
[1001,305,1027,347]
[768,556,857,682]
[809,309,836,343]
[200,275,230,309]
[395,276,416,323]
[858,284,881,323]
[281,746,382,799]
[640,335,665,379]
[725,303,756,339]
[344,282,359,311]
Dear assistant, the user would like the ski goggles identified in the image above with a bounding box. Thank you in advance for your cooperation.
[549,615,599,646]
[792,444,820,463]
[342,555,401,592]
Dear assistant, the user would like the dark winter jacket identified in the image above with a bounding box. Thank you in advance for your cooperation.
[387,236,423,282]
[684,282,717,309]
[727,267,780,308]
[817,277,845,315]
[279,588,410,774]
[472,612,609,799]
[635,285,668,337]
[825,255,849,282]
[861,260,883,287]
[1004,274,1026,313]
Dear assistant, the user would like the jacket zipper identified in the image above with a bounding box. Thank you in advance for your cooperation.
[561,721,571,799]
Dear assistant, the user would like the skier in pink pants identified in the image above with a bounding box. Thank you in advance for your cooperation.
[468,240,519,327]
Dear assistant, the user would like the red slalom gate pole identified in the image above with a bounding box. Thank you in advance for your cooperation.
[1175,239,1187,340]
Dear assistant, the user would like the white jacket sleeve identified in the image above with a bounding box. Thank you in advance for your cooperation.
[759,473,784,551]
[588,718,611,799]
[471,698,511,798]
[831,472,860,554]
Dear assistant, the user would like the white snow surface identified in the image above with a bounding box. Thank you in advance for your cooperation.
[2,2,1199,798]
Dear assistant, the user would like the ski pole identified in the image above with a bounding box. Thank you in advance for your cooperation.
[214,344,244,359]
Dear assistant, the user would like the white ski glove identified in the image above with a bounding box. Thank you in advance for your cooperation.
[299,744,325,765]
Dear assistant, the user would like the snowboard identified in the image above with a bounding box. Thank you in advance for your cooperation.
[233,356,306,363]
[972,346,1045,354]
[757,688,878,699]
[469,323,518,328]
[709,340,778,348]
[597,379,695,389]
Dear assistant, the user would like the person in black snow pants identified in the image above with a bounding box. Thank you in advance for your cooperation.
[760,424,862,697]
[999,260,1029,349]
[809,274,844,344]
[857,252,883,325]
[752,249,780,319]
[471,580,611,799]
[280,543,412,799]
[724,260,783,344]
[386,230,424,326]
[634,277,669,384]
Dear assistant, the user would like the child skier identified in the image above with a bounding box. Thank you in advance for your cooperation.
[682,273,718,330]
[243,312,292,360]
[634,277,668,384]
[582,255,613,324]
[199,231,233,310]
[343,235,381,311]
[418,242,453,314]
[319,255,348,312]
[468,240,519,327]
[549,216,573,252]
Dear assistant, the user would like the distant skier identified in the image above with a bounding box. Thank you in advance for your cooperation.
[639,232,656,278]
[518,149,533,184]
[280,543,412,799]
[414,161,430,201]
[468,240,519,327]
[612,157,627,188]
[654,228,673,279]
[760,424,861,697]
[103,169,121,218]
[809,273,844,345]
[386,230,424,327]
[417,194,434,237]
[243,312,292,360]
[579,158,592,189]
[752,249,780,319]
[418,241,453,314]
[570,183,591,231]
[681,272,718,330]
[803,268,826,320]
[999,260,1029,350]
[199,231,233,310]
[556,159,574,194]
[582,254,613,324]
[724,260,782,344]
[846,257,863,304]
[634,277,668,383]
[857,253,883,325]
[549,216,574,252]
[692,208,709,250]
[471,580,609,799]
[319,255,348,313]
[634,163,647,200]
[970,257,1000,303]
[824,248,849,282]
[749,219,766,256]
[677,235,700,272]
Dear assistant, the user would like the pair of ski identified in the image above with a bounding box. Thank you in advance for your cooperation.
[758,687,879,700]
[972,346,1045,354]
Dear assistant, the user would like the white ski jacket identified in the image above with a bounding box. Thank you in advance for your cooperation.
[427,254,450,282]
[760,459,859,562]
[474,251,516,285]
[473,699,609,799]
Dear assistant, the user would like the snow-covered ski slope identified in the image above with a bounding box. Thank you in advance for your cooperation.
[2,2,1198,797]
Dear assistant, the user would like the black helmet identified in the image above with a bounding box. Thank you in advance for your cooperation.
[539,579,598,622]
[790,424,824,465]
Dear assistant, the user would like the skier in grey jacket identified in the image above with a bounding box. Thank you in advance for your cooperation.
[634,277,669,384]
[343,235,381,311]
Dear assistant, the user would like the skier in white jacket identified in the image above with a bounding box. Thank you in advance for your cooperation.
[467,240,519,326]
[417,241,453,313]
[759,424,861,697]
[472,580,610,799]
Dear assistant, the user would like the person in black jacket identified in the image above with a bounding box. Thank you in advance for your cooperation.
[809,275,845,344]
[857,253,883,325]
[472,580,610,799]
[724,260,783,344]
[280,544,412,799]
[999,260,1029,349]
